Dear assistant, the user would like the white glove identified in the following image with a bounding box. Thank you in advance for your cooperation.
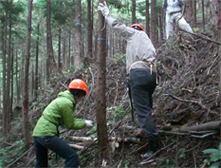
[98,1,110,17]
[85,120,94,127]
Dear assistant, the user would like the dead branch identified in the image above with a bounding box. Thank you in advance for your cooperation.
[180,121,221,132]
[69,144,84,149]
[180,29,221,45]
[165,94,207,110]
[138,142,176,165]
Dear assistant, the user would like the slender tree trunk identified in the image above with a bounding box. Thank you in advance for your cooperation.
[87,0,93,59]
[151,0,158,47]
[2,0,9,136]
[145,0,150,35]
[34,23,40,100]
[58,28,62,69]
[7,0,12,122]
[185,0,194,27]
[132,0,136,24]
[159,7,164,41]
[74,0,83,67]
[96,0,109,165]
[62,33,66,69]
[68,29,71,69]
[15,50,21,105]
[209,0,219,39]
[193,0,197,27]
[218,0,221,113]
[202,0,205,31]
[23,0,33,148]
[46,0,57,78]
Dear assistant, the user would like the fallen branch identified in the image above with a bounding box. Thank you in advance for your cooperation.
[180,121,221,132]
[71,136,141,144]
[165,94,207,110]
[180,29,221,45]
[5,146,34,168]
[69,144,84,149]
[138,142,176,165]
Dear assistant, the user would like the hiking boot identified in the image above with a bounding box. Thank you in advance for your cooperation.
[141,151,153,158]
[141,139,159,158]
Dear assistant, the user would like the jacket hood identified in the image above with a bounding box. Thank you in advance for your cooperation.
[58,90,75,102]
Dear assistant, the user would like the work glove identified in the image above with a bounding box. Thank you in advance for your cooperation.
[85,120,94,127]
[98,1,110,17]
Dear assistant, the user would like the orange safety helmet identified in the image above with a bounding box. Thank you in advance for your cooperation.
[130,24,144,31]
[68,79,90,95]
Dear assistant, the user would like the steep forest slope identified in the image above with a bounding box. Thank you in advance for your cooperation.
[3,32,220,168]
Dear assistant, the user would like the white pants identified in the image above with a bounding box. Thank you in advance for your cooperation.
[165,12,193,39]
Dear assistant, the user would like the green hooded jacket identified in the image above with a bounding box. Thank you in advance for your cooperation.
[32,90,86,137]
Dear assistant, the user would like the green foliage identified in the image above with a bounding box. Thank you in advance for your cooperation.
[165,159,175,167]
[193,27,200,32]
[122,155,131,168]
[86,125,97,139]
[113,54,126,63]
[203,142,221,168]
[107,105,126,121]
[0,139,25,167]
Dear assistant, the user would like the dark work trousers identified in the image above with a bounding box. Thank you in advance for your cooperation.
[34,136,79,168]
[128,68,158,141]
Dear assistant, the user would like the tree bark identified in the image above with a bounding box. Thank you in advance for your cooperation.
[58,28,62,70]
[23,0,33,148]
[2,0,9,136]
[209,0,219,39]
[202,0,205,31]
[34,23,40,100]
[96,0,109,165]
[46,0,57,78]
[185,0,194,27]
[218,0,221,114]
[87,0,93,59]
[145,0,150,35]
[74,0,83,67]
[132,0,136,24]
[151,0,158,47]
[180,121,221,132]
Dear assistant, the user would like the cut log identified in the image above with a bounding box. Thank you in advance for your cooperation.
[180,121,221,132]
[69,144,84,149]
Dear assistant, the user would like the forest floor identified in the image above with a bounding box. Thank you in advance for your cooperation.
[3,31,220,168]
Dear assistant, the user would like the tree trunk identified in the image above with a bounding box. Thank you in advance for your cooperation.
[58,28,62,70]
[96,0,109,165]
[218,0,221,113]
[23,0,33,148]
[132,0,136,24]
[87,0,93,59]
[151,0,158,47]
[2,0,9,136]
[209,0,219,39]
[34,23,40,100]
[46,0,57,78]
[185,0,194,27]
[15,49,21,105]
[7,0,12,122]
[145,0,150,36]
[62,32,66,68]
[202,0,205,31]
[74,0,83,67]
[193,0,197,28]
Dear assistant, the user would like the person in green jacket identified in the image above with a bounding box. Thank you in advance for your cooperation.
[33,79,94,168]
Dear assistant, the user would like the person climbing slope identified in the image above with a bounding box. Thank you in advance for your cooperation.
[98,1,159,158]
